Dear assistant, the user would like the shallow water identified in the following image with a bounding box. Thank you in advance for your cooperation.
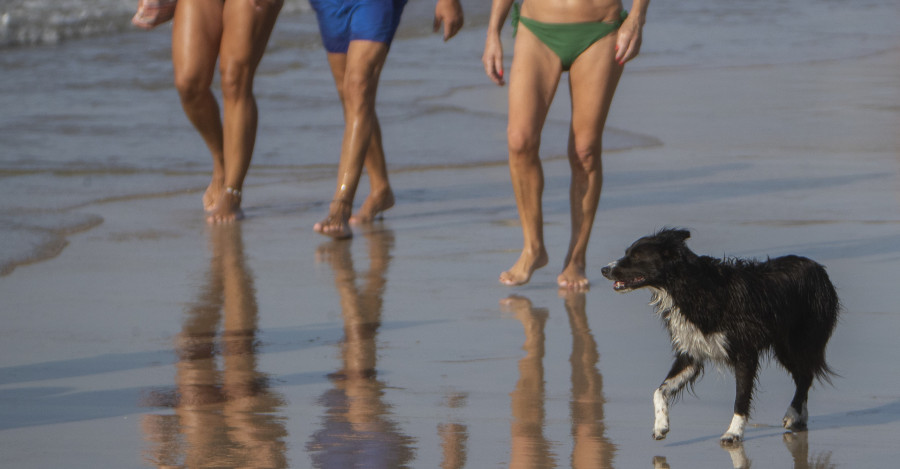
[2,0,897,275]
[1,2,900,467]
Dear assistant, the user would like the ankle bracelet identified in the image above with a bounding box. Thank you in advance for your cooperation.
[225,186,242,198]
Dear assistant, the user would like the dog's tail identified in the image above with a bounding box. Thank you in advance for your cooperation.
[815,361,840,386]
[807,261,841,385]
[779,256,841,385]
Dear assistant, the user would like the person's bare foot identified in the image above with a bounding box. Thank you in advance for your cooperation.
[349,188,394,224]
[557,263,589,291]
[314,199,353,240]
[202,180,223,213]
[499,248,548,286]
[206,187,244,224]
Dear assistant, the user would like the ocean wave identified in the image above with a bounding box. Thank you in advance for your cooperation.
[0,0,311,47]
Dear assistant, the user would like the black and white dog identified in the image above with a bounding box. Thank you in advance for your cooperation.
[601,229,839,445]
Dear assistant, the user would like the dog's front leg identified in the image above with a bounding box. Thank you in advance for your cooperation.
[721,357,759,446]
[654,355,701,440]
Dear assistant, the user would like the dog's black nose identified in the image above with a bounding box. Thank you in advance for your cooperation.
[601,265,611,277]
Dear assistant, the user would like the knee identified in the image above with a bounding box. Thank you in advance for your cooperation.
[218,58,254,101]
[569,142,602,173]
[341,70,378,114]
[507,127,540,161]
[174,70,212,105]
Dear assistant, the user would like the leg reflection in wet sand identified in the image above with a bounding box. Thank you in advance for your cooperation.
[501,293,614,469]
[500,295,557,469]
[783,431,835,469]
[564,291,615,469]
[141,224,287,468]
[307,230,415,468]
[653,429,834,468]
[438,391,470,469]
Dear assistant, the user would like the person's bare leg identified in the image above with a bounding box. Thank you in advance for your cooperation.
[499,28,561,286]
[350,119,395,224]
[320,54,393,227]
[206,0,282,223]
[315,40,390,238]
[557,33,623,289]
[172,0,224,212]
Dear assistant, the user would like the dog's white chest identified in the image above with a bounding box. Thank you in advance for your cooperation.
[651,290,729,362]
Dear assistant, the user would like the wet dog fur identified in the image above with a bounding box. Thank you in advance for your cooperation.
[601,229,839,445]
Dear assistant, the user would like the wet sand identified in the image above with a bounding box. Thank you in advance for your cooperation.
[2,20,900,469]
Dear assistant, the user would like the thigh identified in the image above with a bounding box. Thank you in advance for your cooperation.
[171,0,223,84]
[344,39,390,89]
[219,0,283,71]
[567,33,623,144]
[326,53,349,99]
[508,27,564,137]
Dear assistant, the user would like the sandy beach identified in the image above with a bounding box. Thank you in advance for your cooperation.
[2,1,900,467]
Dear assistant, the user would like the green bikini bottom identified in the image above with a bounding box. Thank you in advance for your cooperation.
[512,3,627,71]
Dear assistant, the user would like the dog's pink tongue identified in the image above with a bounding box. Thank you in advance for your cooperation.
[614,281,625,290]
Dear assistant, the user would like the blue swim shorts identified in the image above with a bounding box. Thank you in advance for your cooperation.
[309,0,408,53]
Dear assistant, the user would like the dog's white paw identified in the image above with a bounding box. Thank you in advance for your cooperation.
[653,425,669,440]
[782,404,808,431]
[720,414,746,446]
[652,388,669,440]
[719,432,743,446]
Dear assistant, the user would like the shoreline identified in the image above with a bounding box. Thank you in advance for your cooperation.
[2,5,900,468]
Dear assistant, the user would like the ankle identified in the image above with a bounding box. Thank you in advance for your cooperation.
[330,198,352,216]
[224,186,242,199]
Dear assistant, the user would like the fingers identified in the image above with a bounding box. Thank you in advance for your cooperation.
[434,17,462,41]
[614,43,630,65]
[482,43,505,86]
[493,56,505,85]
[482,57,504,85]
[443,17,463,41]
[433,0,464,42]
[615,21,643,65]
[482,35,505,85]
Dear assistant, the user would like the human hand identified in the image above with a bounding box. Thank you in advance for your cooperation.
[482,36,505,86]
[434,0,464,41]
[615,15,643,65]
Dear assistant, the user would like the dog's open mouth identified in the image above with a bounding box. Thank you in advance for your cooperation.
[613,276,646,291]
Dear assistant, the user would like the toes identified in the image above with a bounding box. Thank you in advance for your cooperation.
[206,212,243,224]
[499,272,526,286]
[719,433,742,446]
[782,407,808,431]
[314,217,352,239]
[652,426,669,440]
[558,276,590,290]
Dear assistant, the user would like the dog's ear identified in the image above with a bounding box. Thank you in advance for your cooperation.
[659,228,691,243]
[672,229,690,242]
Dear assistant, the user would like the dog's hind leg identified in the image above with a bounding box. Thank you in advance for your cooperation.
[721,356,759,446]
[653,354,702,440]
[783,371,812,431]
